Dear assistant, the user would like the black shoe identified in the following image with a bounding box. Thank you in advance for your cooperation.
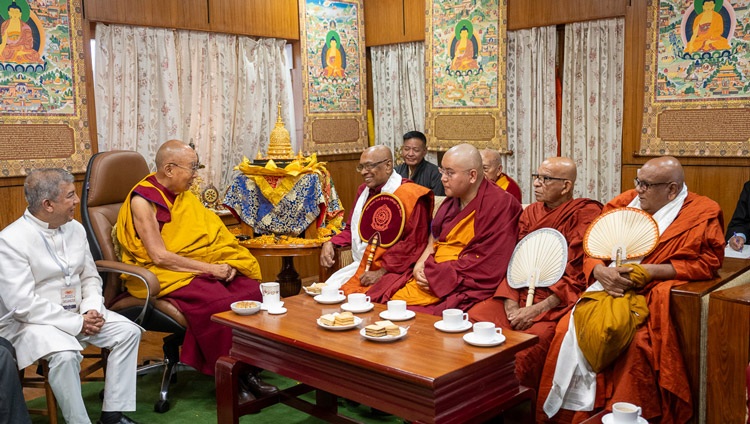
[238,379,257,404]
[243,373,279,397]
[96,413,138,424]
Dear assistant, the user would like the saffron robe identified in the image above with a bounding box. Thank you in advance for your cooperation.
[368,178,522,315]
[328,176,432,294]
[536,190,725,424]
[116,175,263,375]
[496,173,523,203]
[469,198,602,389]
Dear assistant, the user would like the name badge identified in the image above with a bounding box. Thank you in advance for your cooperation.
[61,288,77,311]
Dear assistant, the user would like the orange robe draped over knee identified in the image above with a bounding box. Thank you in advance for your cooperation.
[537,190,725,424]
[116,174,263,375]
[368,178,522,315]
[469,198,602,389]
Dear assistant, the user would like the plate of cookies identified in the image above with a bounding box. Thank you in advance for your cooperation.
[360,320,408,342]
[317,312,362,331]
[303,282,327,296]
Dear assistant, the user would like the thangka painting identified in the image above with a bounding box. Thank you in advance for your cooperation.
[641,0,750,156]
[425,0,506,152]
[0,0,93,176]
[299,0,367,155]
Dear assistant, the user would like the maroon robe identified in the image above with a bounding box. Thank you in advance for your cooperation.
[369,178,522,315]
[469,198,603,389]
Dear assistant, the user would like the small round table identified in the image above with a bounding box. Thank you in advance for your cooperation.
[242,242,321,298]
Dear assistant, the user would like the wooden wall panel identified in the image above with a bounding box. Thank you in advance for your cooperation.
[208,0,299,40]
[402,0,425,42]
[364,0,404,46]
[83,0,210,30]
[507,0,627,30]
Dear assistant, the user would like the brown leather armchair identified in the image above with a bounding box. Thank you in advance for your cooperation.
[81,150,187,413]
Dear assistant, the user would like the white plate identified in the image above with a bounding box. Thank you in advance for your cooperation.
[314,294,346,304]
[434,320,472,333]
[267,307,287,315]
[462,332,506,347]
[378,310,416,321]
[359,326,408,342]
[601,413,647,424]
[316,315,363,331]
[340,302,375,313]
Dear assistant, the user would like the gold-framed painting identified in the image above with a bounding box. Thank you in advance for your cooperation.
[425,0,507,152]
[640,0,750,157]
[0,0,93,176]
[299,0,368,156]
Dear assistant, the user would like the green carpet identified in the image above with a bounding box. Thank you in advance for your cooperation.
[27,370,406,423]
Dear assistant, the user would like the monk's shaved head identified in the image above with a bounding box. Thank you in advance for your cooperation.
[480,149,503,182]
[545,157,577,183]
[636,155,685,215]
[440,144,483,205]
[534,157,577,208]
[154,139,199,194]
[445,143,483,172]
[155,139,194,169]
[359,145,394,189]
[362,145,393,162]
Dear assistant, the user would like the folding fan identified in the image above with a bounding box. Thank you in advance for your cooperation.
[507,228,568,307]
[583,207,659,266]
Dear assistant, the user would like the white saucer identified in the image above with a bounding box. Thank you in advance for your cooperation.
[462,332,506,347]
[360,326,408,342]
[267,307,287,315]
[378,310,416,321]
[316,315,363,331]
[601,413,647,424]
[434,320,472,333]
[314,294,346,304]
[260,302,284,311]
[340,302,375,313]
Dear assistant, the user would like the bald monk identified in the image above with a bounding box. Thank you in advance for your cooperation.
[320,145,433,295]
[480,148,522,203]
[469,157,602,390]
[116,140,277,400]
[538,156,725,423]
[368,144,522,314]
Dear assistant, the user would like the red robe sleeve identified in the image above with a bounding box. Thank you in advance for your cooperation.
[379,195,432,274]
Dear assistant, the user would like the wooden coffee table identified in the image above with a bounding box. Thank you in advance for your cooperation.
[212,294,538,424]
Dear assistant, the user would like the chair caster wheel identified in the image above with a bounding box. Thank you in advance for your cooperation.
[154,399,170,413]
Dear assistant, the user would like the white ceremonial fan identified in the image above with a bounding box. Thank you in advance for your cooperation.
[507,228,568,307]
[583,207,659,266]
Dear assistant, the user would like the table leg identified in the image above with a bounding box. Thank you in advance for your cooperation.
[278,256,301,297]
[215,356,251,424]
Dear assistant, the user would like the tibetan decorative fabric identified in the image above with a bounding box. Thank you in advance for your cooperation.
[358,193,405,248]
[224,172,344,236]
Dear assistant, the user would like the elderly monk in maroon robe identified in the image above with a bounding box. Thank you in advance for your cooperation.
[469,157,602,390]
[320,145,433,294]
[538,156,725,424]
[368,144,522,315]
[117,140,277,401]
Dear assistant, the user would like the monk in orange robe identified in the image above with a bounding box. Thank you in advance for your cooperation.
[537,156,725,423]
[469,157,602,390]
[480,148,522,203]
[368,144,522,315]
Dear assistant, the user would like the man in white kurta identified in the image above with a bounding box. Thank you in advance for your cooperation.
[0,169,141,424]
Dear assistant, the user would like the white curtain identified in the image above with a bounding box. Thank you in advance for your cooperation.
[94,24,294,190]
[504,26,559,204]
[370,42,433,162]
[560,18,624,203]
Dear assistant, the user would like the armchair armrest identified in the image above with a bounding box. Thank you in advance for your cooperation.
[95,259,161,324]
[319,246,353,282]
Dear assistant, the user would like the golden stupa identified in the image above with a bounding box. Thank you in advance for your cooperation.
[256,103,294,161]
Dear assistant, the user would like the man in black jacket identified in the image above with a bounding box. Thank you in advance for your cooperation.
[394,131,445,196]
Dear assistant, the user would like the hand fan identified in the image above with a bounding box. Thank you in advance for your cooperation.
[583,207,659,266]
[507,228,568,307]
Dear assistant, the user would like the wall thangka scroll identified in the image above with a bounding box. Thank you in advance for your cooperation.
[426,0,506,152]
[300,0,367,155]
[0,0,93,176]
[641,0,750,157]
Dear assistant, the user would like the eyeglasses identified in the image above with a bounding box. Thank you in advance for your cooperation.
[532,174,568,185]
[169,162,203,173]
[634,178,671,191]
[356,159,389,172]
[438,167,471,178]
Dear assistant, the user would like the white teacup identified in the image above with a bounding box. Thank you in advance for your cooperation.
[260,282,281,307]
[473,322,502,342]
[442,308,469,329]
[320,285,344,300]
[266,301,285,313]
[612,402,642,423]
[386,300,407,318]
[347,293,371,306]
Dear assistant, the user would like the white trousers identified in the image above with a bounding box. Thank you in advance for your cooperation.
[44,320,141,424]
